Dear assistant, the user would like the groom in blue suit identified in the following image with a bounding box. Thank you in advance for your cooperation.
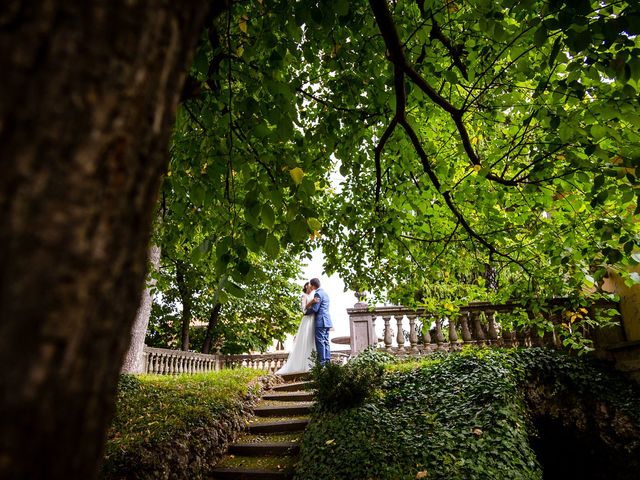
[305,278,332,365]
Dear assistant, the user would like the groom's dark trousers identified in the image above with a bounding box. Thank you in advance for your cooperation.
[306,287,333,366]
[315,327,331,365]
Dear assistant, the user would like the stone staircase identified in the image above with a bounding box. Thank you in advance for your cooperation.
[210,374,313,479]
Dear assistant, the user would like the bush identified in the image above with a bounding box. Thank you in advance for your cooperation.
[311,348,395,412]
[296,348,640,480]
[101,369,266,479]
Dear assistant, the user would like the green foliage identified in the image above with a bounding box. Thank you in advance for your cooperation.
[116,374,142,394]
[510,348,640,425]
[296,348,640,480]
[102,369,264,479]
[149,258,302,353]
[160,0,640,346]
[311,349,394,412]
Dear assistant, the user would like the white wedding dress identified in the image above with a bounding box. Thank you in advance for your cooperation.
[276,293,316,375]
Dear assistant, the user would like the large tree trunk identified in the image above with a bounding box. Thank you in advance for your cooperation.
[176,260,192,351]
[0,2,217,478]
[202,302,222,354]
[121,244,161,373]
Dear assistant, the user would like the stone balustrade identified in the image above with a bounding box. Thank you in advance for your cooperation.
[348,298,621,355]
[140,297,620,376]
[223,353,290,373]
[143,347,350,375]
[143,347,222,374]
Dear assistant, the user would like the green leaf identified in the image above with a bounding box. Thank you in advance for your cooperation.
[533,25,548,48]
[308,217,322,231]
[548,37,562,67]
[226,281,246,298]
[265,234,280,259]
[262,204,276,228]
[288,218,309,242]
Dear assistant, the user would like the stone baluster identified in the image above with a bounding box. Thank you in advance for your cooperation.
[159,354,166,374]
[486,310,498,345]
[171,355,177,374]
[527,327,541,347]
[396,315,405,352]
[515,326,528,347]
[162,354,169,374]
[501,326,514,347]
[383,316,393,352]
[460,312,473,345]
[472,311,486,346]
[448,316,460,351]
[434,318,445,351]
[408,314,419,353]
[149,353,156,374]
[542,327,556,348]
[421,317,432,353]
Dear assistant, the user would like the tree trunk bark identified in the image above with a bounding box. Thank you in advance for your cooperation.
[121,244,161,373]
[176,260,192,351]
[0,2,218,478]
[202,302,222,354]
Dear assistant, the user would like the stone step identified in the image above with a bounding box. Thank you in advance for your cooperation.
[262,391,314,402]
[269,381,313,392]
[209,467,294,480]
[278,372,311,382]
[247,418,309,434]
[210,455,295,480]
[254,403,313,417]
[229,441,300,456]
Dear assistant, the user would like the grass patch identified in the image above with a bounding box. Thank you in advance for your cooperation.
[296,348,640,480]
[102,369,266,479]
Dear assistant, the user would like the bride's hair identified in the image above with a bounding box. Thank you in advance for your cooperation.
[302,282,310,293]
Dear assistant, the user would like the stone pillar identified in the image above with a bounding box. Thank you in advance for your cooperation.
[348,295,377,355]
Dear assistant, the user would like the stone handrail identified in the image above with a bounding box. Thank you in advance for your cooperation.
[348,298,620,355]
[143,346,223,374]
[223,353,290,373]
[143,347,351,375]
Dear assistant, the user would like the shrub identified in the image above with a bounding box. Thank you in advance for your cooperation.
[311,348,395,412]
[101,369,266,479]
[296,348,640,480]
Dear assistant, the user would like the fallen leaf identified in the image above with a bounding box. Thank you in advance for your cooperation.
[416,470,428,478]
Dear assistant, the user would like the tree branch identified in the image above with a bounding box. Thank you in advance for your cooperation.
[369,0,519,187]
[429,16,468,80]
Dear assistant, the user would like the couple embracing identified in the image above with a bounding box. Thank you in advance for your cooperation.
[276,278,332,375]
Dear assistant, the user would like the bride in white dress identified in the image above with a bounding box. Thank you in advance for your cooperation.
[276,282,317,375]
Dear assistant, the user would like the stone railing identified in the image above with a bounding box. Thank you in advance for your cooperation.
[223,353,290,373]
[143,347,350,375]
[143,347,222,374]
[348,298,621,355]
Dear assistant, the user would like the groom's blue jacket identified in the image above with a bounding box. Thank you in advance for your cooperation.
[306,288,333,329]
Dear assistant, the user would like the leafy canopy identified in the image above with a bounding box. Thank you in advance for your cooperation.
[162,0,640,334]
